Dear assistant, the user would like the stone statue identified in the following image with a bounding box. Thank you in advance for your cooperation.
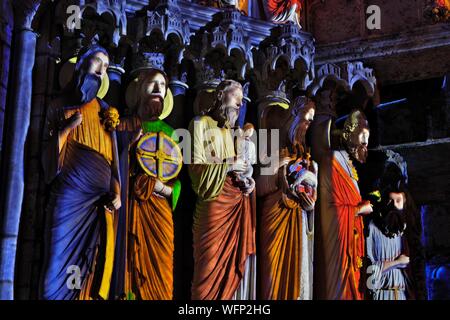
[257,96,317,299]
[113,68,181,300]
[365,150,426,300]
[313,109,373,300]
[40,45,121,300]
[265,0,303,26]
[188,79,257,300]
[234,123,257,189]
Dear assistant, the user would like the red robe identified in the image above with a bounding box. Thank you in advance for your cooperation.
[316,157,365,300]
[190,174,256,300]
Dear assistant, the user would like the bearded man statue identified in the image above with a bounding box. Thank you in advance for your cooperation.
[314,109,373,300]
[40,45,121,300]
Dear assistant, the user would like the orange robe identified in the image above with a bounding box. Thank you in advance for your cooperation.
[126,174,174,300]
[260,190,305,299]
[315,156,364,300]
[113,117,178,300]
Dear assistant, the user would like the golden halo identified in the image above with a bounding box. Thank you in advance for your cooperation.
[267,101,289,109]
[125,77,174,120]
[96,73,109,99]
[58,57,110,99]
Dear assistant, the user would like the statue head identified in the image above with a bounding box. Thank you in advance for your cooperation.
[207,79,243,128]
[73,45,109,104]
[135,69,168,121]
[375,191,407,238]
[370,150,409,238]
[288,96,315,155]
[243,123,255,140]
[342,109,370,163]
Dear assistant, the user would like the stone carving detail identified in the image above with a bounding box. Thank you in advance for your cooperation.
[253,21,315,102]
[343,61,376,97]
[188,8,253,88]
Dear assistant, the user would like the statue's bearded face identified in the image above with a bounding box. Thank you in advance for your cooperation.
[137,72,167,121]
[77,51,109,103]
[296,106,315,145]
[378,192,407,238]
[347,126,369,163]
[218,86,243,128]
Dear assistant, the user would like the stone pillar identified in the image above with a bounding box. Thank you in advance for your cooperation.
[0,0,13,159]
[0,0,41,300]
[15,30,60,301]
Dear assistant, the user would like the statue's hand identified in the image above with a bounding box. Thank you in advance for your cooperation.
[241,177,255,195]
[100,192,121,212]
[65,111,82,130]
[395,254,410,268]
[228,159,248,173]
[153,178,172,198]
[296,191,314,211]
[154,179,164,193]
[280,157,291,168]
[357,201,373,216]
[292,170,317,190]
[111,193,121,210]
[131,128,143,145]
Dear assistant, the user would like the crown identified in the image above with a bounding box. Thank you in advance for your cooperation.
[131,52,165,77]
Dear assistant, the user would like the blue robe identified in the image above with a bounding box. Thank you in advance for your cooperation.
[40,98,120,300]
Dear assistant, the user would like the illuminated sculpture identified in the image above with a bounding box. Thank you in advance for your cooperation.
[40,45,121,300]
[313,109,372,300]
[114,67,180,300]
[189,80,256,300]
[257,96,317,299]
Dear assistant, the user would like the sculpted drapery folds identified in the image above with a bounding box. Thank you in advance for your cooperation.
[257,96,317,300]
[113,68,181,300]
[40,45,121,300]
[189,80,257,300]
[314,109,373,300]
[266,0,303,25]
[224,0,303,25]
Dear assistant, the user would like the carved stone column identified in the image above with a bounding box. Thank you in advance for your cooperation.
[0,0,13,159]
[0,0,41,300]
